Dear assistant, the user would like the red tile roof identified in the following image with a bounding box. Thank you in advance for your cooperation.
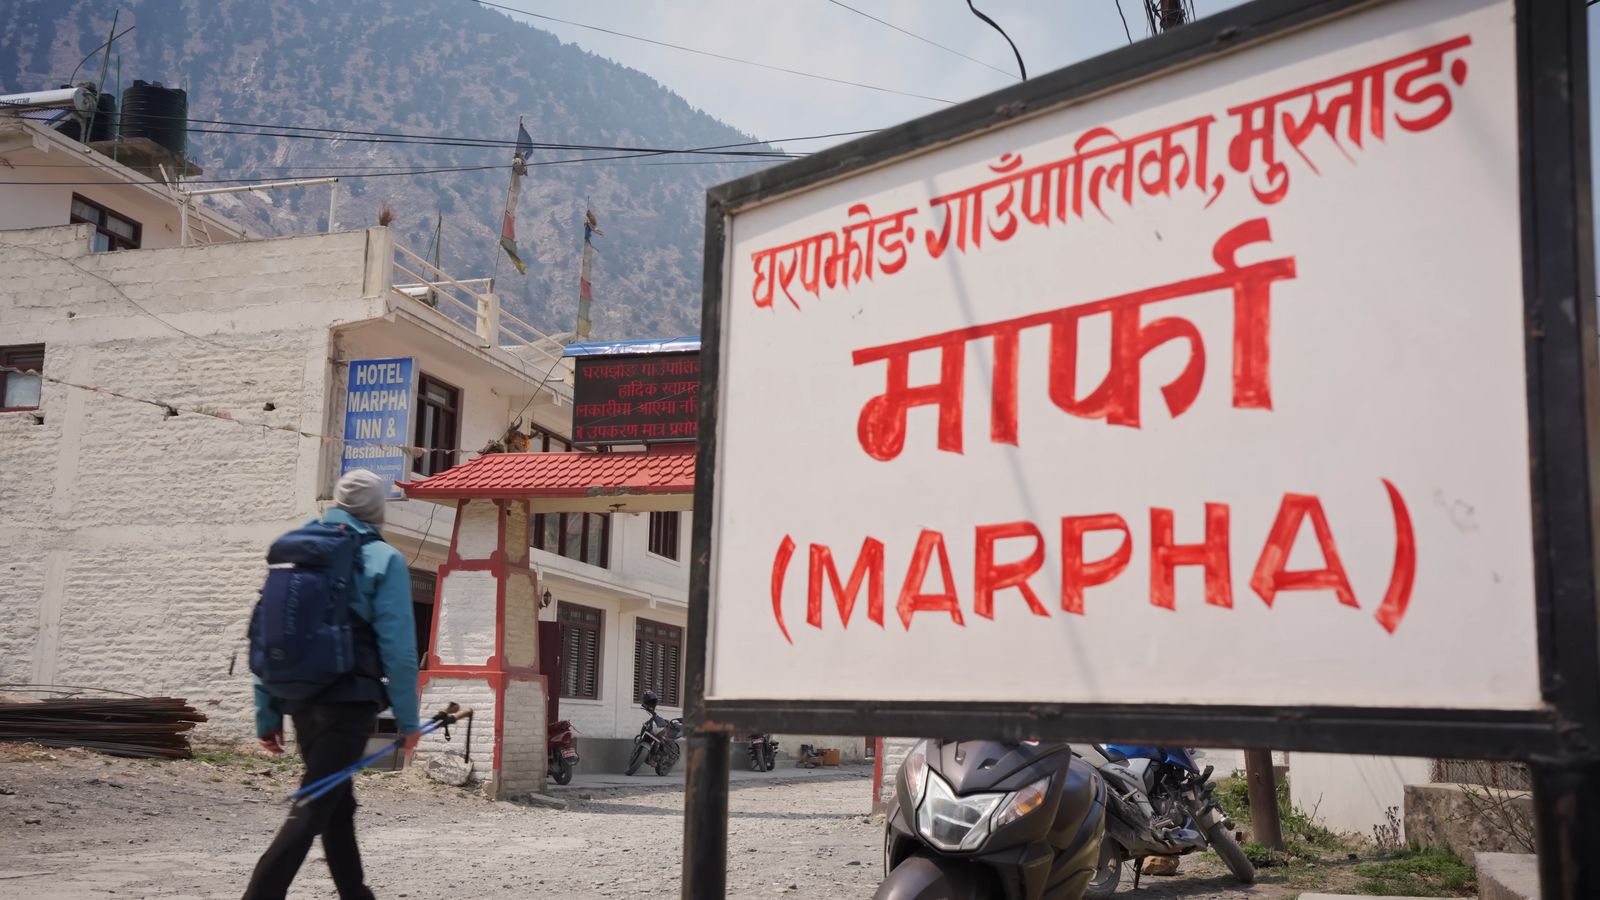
[397,446,695,500]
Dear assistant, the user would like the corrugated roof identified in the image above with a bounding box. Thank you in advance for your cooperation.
[398,447,695,499]
[563,337,700,357]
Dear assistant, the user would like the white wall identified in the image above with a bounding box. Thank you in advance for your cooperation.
[1290,753,1431,840]
[0,122,245,248]
[540,571,688,741]
[0,225,378,737]
[0,222,578,741]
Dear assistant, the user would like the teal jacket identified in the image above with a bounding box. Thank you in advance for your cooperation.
[253,508,421,737]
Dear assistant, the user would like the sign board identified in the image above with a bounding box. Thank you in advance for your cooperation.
[341,357,416,498]
[690,0,1597,760]
[572,352,701,445]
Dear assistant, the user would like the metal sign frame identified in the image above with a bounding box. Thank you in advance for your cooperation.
[681,0,1597,895]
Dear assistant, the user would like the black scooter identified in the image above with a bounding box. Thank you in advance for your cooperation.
[877,740,1106,900]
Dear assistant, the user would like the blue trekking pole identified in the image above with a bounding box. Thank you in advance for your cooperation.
[288,702,473,806]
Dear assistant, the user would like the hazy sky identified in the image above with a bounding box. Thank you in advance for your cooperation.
[481,1,1251,152]
[483,0,1600,260]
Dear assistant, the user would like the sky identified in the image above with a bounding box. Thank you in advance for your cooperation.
[481,0,1600,262]
[479,0,1250,152]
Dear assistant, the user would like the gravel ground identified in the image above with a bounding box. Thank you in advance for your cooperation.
[0,743,1314,898]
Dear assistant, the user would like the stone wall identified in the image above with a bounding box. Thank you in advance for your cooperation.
[1404,782,1536,858]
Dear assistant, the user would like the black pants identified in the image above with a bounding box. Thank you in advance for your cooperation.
[243,702,380,900]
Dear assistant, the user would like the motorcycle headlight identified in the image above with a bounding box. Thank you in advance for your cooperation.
[992,775,1052,830]
[902,741,929,804]
[916,771,1005,852]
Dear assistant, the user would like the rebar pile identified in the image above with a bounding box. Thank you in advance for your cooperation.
[0,697,207,759]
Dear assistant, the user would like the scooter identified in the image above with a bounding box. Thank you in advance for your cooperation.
[877,740,1107,899]
[1074,744,1253,898]
[748,733,778,771]
[548,719,580,785]
[624,691,683,776]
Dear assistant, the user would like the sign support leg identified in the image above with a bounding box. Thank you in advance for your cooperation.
[1243,749,1283,851]
[681,729,730,899]
[1532,755,1600,900]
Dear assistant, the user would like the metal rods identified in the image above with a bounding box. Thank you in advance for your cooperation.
[0,697,207,759]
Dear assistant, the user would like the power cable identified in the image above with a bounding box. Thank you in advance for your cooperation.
[822,0,1019,80]
[965,0,1026,80]
[1113,0,1135,45]
[466,0,955,105]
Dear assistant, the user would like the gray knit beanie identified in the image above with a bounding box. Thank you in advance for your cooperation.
[335,469,387,528]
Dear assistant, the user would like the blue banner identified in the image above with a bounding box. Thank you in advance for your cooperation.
[341,357,416,498]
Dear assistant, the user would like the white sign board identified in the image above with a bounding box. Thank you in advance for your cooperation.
[706,0,1541,710]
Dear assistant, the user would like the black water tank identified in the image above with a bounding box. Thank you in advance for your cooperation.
[121,80,186,157]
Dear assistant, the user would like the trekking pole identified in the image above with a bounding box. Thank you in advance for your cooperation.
[287,703,473,806]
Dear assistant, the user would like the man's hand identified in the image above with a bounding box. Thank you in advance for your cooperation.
[258,730,285,755]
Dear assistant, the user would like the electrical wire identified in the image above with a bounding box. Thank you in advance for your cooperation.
[1114,0,1135,45]
[466,0,956,105]
[822,0,1019,80]
[965,0,1026,80]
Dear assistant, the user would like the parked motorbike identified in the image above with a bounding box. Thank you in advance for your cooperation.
[548,719,580,785]
[1073,744,1253,898]
[624,690,684,776]
[877,740,1107,899]
[748,733,778,772]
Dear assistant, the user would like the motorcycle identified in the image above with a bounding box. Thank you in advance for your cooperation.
[748,733,778,772]
[1074,744,1254,898]
[548,719,580,786]
[877,740,1107,899]
[624,690,684,776]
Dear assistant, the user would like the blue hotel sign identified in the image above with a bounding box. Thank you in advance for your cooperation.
[341,357,416,498]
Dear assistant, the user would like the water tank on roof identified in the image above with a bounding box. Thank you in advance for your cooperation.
[120,80,186,158]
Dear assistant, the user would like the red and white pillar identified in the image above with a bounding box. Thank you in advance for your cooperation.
[417,497,547,798]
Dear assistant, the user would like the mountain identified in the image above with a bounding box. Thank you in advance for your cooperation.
[0,0,775,338]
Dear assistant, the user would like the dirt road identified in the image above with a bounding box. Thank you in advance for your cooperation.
[0,743,1306,898]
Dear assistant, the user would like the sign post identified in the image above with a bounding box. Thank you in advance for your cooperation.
[341,357,416,498]
[686,0,1598,897]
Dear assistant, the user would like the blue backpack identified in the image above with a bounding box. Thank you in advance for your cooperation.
[249,521,378,701]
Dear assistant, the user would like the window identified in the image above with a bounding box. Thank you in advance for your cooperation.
[528,426,611,568]
[0,345,45,411]
[69,194,140,252]
[634,618,682,707]
[409,567,437,667]
[648,511,681,561]
[559,602,604,700]
[412,374,461,477]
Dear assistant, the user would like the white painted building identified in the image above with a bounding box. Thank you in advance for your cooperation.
[0,110,692,763]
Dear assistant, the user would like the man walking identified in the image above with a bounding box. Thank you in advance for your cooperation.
[244,469,420,900]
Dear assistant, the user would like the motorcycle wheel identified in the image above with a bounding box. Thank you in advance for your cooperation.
[625,743,648,776]
[1207,823,1256,884]
[656,746,680,776]
[1084,841,1123,900]
[764,747,776,771]
[551,756,573,786]
[750,749,764,772]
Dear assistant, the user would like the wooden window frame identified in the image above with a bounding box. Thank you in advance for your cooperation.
[634,617,682,707]
[69,193,141,252]
[0,344,45,413]
[412,373,462,477]
[648,511,681,561]
[558,602,605,701]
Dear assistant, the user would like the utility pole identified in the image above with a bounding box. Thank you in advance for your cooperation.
[1244,749,1285,850]
[1158,0,1185,31]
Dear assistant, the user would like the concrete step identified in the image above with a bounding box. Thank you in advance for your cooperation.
[1476,852,1537,900]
